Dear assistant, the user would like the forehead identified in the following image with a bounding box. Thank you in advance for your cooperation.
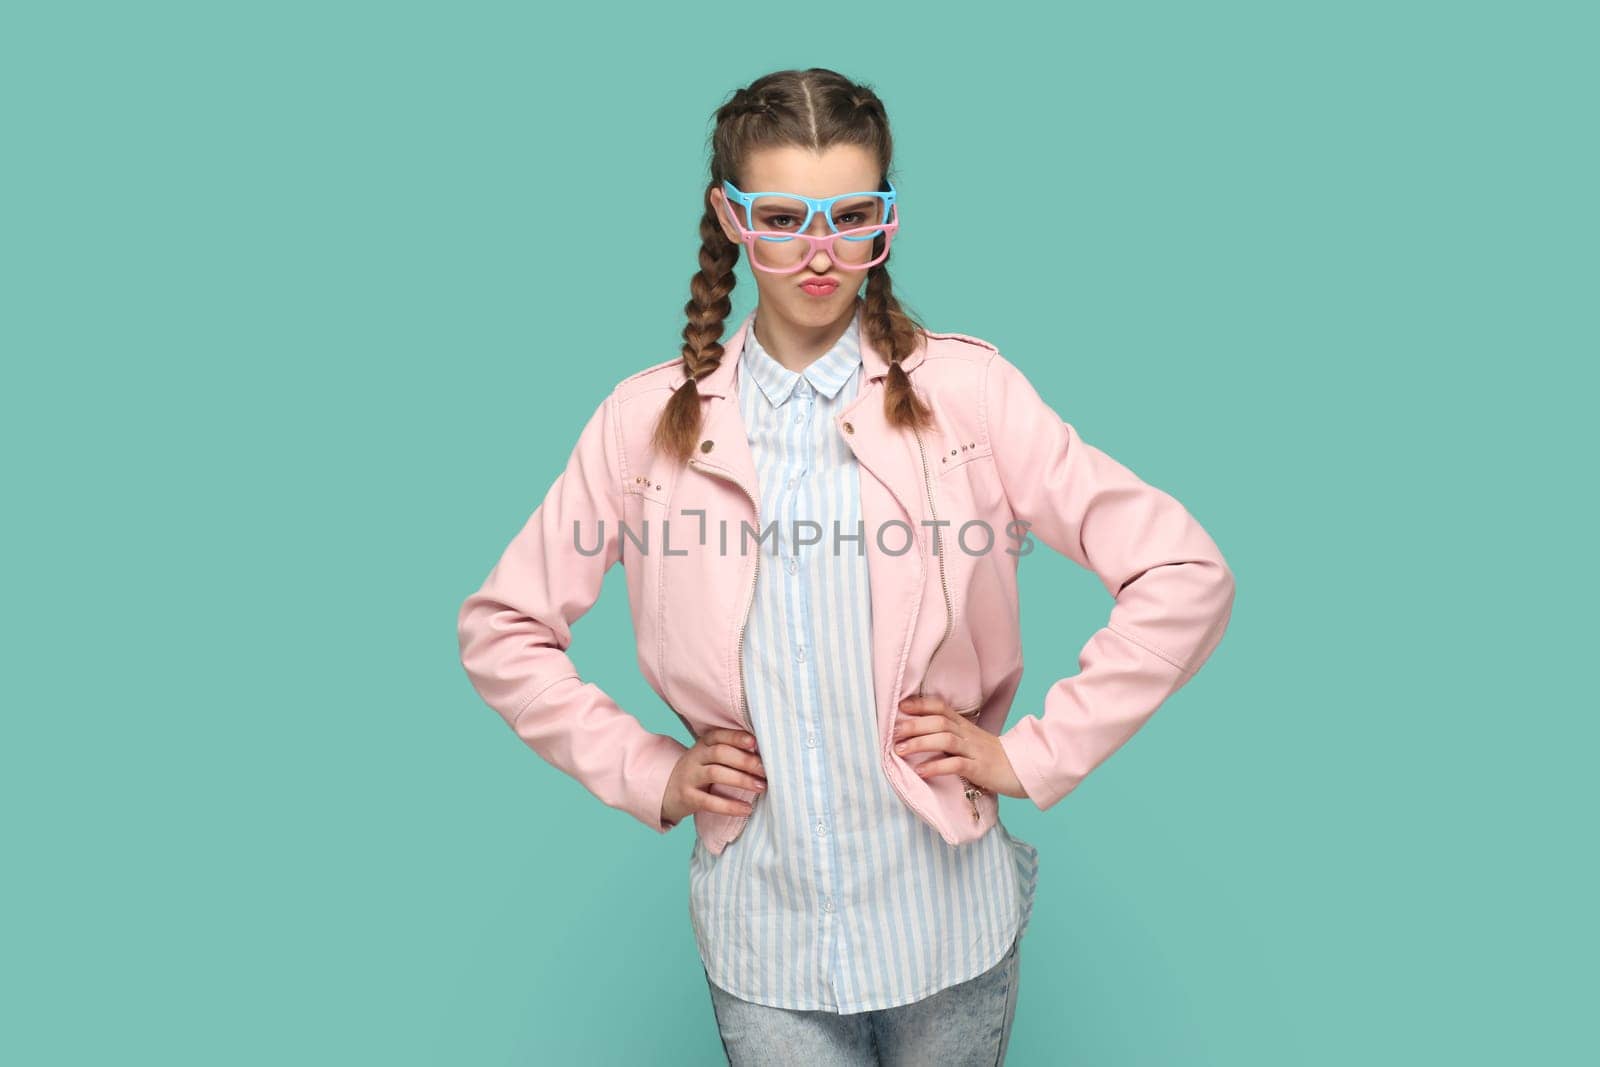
[739,144,881,196]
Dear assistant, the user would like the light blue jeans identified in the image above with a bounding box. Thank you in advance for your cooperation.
[702,934,1021,1065]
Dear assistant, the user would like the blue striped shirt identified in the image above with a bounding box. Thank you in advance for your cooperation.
[688,312,1039,1013]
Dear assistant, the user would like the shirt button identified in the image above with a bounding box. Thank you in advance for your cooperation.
[794,414,804,425]
[815,819,828,837]
[806,733,818,748]
[787,477,797,489]
[821,895,835,913]
[795,644,806,663]
[786,557,799,574]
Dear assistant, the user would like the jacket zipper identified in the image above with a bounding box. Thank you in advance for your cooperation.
[911,426,985,825]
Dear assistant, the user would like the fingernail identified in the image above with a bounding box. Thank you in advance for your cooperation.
[896,742,908,753]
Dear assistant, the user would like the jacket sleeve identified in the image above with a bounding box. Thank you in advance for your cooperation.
[456,391,690,833]
[985,350,1236,811]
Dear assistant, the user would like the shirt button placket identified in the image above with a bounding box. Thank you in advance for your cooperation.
[780,377,843,997]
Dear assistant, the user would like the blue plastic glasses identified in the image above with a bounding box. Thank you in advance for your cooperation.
[719,179,900,274]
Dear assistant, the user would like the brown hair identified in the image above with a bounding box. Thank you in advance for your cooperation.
[651,68,933,465]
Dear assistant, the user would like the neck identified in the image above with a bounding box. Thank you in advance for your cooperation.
[752,299,860,373]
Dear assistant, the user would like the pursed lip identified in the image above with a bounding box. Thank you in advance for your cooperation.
[799,276,839,291]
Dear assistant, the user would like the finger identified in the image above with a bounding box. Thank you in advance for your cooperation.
[895,730,963,756]
[913,755,971,778]
[706,728,760,752]
[707,742,766,777]
[893,734,925,756]
[900,703,965,733]
[893,713,957,741]
[705,762,767,793]
[693,787,756,817]
[892,713,936,744]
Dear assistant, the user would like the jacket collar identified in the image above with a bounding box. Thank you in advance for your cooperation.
[676,300,925,399]
[680,299,934,584]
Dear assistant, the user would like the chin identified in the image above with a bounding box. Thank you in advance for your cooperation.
[795,298,847,321]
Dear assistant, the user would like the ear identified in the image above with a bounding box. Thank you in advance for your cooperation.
[709,187,742,245]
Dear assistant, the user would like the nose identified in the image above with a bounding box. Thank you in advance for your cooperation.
[805,210,835,271]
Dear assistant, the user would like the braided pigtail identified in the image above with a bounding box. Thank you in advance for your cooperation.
[652,187,740,464]
[863,254,933,432]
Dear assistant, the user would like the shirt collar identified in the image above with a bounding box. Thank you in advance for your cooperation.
[740,314,862,407]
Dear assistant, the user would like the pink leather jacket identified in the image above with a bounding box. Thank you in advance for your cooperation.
[457,308,1235,856]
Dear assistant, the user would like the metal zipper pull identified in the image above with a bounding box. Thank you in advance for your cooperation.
[962,781,983,823]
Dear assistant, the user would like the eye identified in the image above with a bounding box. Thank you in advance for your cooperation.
[763,214,800,230]
[835,211,867,227]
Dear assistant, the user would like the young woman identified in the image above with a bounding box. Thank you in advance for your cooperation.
[458,68,1236,1065]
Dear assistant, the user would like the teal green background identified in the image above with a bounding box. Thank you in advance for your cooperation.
[4,2,1593,1063]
